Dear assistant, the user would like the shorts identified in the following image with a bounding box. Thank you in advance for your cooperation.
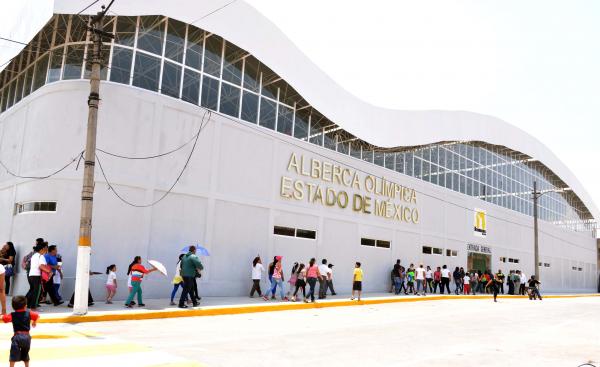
[106,284,116,292]
[10,334,31,362]
[353,281,362,291]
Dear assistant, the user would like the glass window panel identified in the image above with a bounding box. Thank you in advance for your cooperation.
[241,91,258,123]
[362,150,373,164]
[277,104,293,136]
[243,55,260,92]
[431,146,439,165]
[181,69,200,104]
[439,148,447,168]
[337,140,349,155]
[1,88,8,112]
[137,16,164,55]
[115,16,137,47]
[164,19,185,63]
[223,42,244,85]
[6,81,15,108]
[203,35,222,77]
[293,109,309,140]
[32,54,49,91]
[84,44,109,80]
[23,66,33,98]
[414,157,422,178]
[69,15,89,43]
[261,65,278,99]
[259,97,276,130]
[132,52,161,92]
[422,161,430,182]
[200,75,219,110]
[384,153,395,170]
[438,170,446,187]
[39,23,53,54]
[47,48,64,83]
[185,26,203,70]
[109,46,133,84]
[405,152,414,176]
[219,83,240,117]
[324,129,337,150]
[395,153,404,173]
[62,44,85,80]
[452,173,459,191]
[350,142,361,160]
[278,83,301,107]
[374,152,384,167]
[54,15,69,46]
[14,75,24,104]
[161,60,181,98]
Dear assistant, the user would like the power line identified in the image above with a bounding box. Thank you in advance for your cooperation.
[0,37,28,46]
[0,150,84,180]
[97,117,205,160]
[95,110,210,208]
[189,0,239,25]
[77,0,99,15]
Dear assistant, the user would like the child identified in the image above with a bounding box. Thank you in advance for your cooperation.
[105,264,117,304]
[287,262,299,297]
[463,273,471,295]
[292,264,306,302]
[351,262,363,301]
[2,295,39,367]
[406,268,415,295]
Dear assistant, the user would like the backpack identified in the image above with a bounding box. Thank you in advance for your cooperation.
[21,251,34,273]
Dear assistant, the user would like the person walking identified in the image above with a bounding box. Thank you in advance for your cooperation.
[453,267,461,295]
[458,267,466,294]
[125,256,157,308]
[351,262,363,301]
[170,254,184,305]
[0,242,16,295]
[326,264,336,296]
[318,259,329,299]
[105,264,117,304]
[440,265,451,294]
[305,258,320,303]
[266,256,278,300]
[43,245,63,306]
[292,263,306,302]
[406,266,416,295]
[179,246,204,308]
[433,266,442,294]
[496,269,505,294]
[392,260,402,295]
[263,256,287,301]
[26,242,48,310]
[519,271,527,296]
[507,270,515,295]
[391,260,401,294]
[463,273,471,295]
[425,266,434,294]
[415,264,426,296]
[287,262,299,298]
[486,271,502,302]
[250,256,264,298]
[470,272,479,295]
[399,264,407,295]
[527,275,542,300]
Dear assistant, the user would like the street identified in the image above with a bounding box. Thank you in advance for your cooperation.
[1,296,598,366]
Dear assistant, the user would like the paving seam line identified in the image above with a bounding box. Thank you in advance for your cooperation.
[37,293,600,324]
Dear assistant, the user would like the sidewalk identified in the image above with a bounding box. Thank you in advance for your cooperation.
[25,291,600,324]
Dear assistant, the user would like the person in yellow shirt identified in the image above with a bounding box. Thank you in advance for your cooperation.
[351,262,363,301]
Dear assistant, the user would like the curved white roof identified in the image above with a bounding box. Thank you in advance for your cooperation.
[54,0,598,220]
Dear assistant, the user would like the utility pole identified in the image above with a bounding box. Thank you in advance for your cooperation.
[533,181,540,281]
[73,2,114,316]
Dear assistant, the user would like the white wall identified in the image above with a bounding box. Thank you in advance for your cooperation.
[0,81,596,300]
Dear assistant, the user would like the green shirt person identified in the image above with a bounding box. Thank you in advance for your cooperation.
[178,246,204,308]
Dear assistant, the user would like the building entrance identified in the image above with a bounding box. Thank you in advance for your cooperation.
[468,252,491,273]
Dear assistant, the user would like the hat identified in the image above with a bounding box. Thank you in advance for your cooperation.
[275,256,282,261]
[328,264,334,268]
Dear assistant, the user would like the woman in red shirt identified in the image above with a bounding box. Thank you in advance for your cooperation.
[305,258,321,303]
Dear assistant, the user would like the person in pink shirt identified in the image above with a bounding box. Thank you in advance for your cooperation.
[305,258,321,303]
[263,256,288,301]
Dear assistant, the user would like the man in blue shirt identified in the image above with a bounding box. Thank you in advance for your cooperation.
[44,245,64,306]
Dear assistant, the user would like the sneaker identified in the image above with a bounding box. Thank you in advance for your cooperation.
[54,301,65,306]
[192,303,199,307]
[351,297,355,300]
[106,301,113,304]
[169,301,176,306]
[283,297,289,301]
[178,305,188,309]
[271,296,276,300]
[138,303,146,307]
[125,304,133,308]
[262,296,269,301]
[332,293,337,296]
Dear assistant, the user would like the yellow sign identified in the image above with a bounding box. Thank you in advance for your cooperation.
[279,153,419,224]
[473,208,487,237]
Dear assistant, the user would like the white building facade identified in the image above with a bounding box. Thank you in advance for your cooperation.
[0,1,597,299]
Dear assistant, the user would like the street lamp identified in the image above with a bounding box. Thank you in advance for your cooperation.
[532,181,569,281]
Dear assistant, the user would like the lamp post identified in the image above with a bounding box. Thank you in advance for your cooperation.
[533,181,540,280]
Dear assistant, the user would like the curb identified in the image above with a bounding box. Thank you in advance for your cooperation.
[38,293,600,324]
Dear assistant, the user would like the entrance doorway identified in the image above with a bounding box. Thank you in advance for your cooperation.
[468,252,491,273]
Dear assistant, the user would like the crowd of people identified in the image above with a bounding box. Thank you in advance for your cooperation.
[248,257,543,303]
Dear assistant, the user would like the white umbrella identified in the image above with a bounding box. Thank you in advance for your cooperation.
[148,260,167,276]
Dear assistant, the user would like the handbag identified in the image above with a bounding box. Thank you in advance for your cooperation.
[40,263,52,282]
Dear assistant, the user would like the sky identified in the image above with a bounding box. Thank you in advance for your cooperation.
[1,0,599,214]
